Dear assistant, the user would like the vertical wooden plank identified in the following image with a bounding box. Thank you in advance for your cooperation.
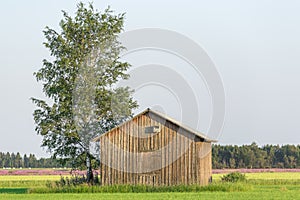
[200,143,203,185]
[104,133,108,185]
[161,121,164,185]
[166,122,170,185]
[196,142,199,184]
[120,128,123,185]
[134,117,137,184]
[106,133,110,185]
[171,123,176,186]
[208,143,212,184]
[146,115,151,153]
[194,142,198,184]
[113,130,116,185]
[180,133,185,184]
[105,136,108,185]
[138,115,141,176]
[140,115,143,152]
[114,129,117,185]
[184,134,188,185]
[168,124,173,185]
[115,128,119,185]
[151,117,154,150]
[100,138,104,185]
[103,137,106,185]
[189,140,192,185]
[132,118,136,185]
[155,119,160,185]
[180,133,184,185]
[108,133,111,185]
[188,137,192,184]
[151,117,154,149]
[203,143,207,184]
[143,115,146,152]
[166,121,169,186]
[160,118,165,185]
[129,120,134,184]
[124,122,128,184]
[127,122,130,184]
[176,126,181,185]
[117,128,120,185]
[168,122,172,185]
[192,142,197,183]
[139,116,145,173]
[115,129,118,185]
[185,134,189,185]
[122,126,126,185]
[124,122,127,184]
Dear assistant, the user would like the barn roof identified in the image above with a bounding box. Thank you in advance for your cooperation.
[93,108,217,142]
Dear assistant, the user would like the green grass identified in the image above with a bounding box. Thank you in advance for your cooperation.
[29,183,251,193]
[0,190,299,200]
[213,172,300,180]
[0,175,63,188]
[213,172,300,185]
[0,172,299,199]
[0,188,28,194]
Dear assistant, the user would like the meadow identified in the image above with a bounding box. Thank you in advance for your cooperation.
[0,170,299,199]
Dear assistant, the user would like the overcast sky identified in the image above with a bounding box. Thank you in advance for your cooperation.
[0,0,300,157]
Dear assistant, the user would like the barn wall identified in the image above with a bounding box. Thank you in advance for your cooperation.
[99,113,212,185]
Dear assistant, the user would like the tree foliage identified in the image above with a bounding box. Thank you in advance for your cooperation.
[1,144,300,169]
[0,152,65,168]
[31,2,137,176]
[212,143,300,169]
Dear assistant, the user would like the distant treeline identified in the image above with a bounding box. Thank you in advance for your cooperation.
[1,143,300,169]
[0,152,67,168]
[212,143,300,169]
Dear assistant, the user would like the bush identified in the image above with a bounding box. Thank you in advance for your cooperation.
[221,172,246,182]
[46,172,100,188]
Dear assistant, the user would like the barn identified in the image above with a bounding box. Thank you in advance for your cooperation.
[93,108,216,186]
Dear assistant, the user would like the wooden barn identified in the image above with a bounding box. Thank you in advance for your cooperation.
[94,108,216,186]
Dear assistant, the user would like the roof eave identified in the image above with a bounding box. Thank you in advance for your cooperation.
[92,108,218,143]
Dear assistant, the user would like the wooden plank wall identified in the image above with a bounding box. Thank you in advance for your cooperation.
[100,113,212,186]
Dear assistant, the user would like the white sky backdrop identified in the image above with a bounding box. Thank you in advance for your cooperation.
[0,0,299,157]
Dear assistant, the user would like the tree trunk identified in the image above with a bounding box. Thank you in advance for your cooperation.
[86,154,93,184]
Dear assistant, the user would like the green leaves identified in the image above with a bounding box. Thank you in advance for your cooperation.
[32,2,138,168]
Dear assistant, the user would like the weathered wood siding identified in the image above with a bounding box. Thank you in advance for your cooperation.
[99,112,212,186]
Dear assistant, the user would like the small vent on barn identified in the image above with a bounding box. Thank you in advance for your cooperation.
[144,126,160,134]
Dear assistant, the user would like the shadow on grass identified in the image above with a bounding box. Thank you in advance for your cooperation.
[0,188,28,194]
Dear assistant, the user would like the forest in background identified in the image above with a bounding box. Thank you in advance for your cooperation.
[212,143,300,169]
[0,152,64,168]
[0,143,299,169]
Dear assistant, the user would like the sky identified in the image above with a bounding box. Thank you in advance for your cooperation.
[0,0,300,157]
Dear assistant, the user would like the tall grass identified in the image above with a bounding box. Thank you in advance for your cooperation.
[29,183,252,194]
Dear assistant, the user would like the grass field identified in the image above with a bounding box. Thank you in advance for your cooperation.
[213,172,300,180]
[0,189,299,200]
[0,171,299,199]
[0,175,61,188]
